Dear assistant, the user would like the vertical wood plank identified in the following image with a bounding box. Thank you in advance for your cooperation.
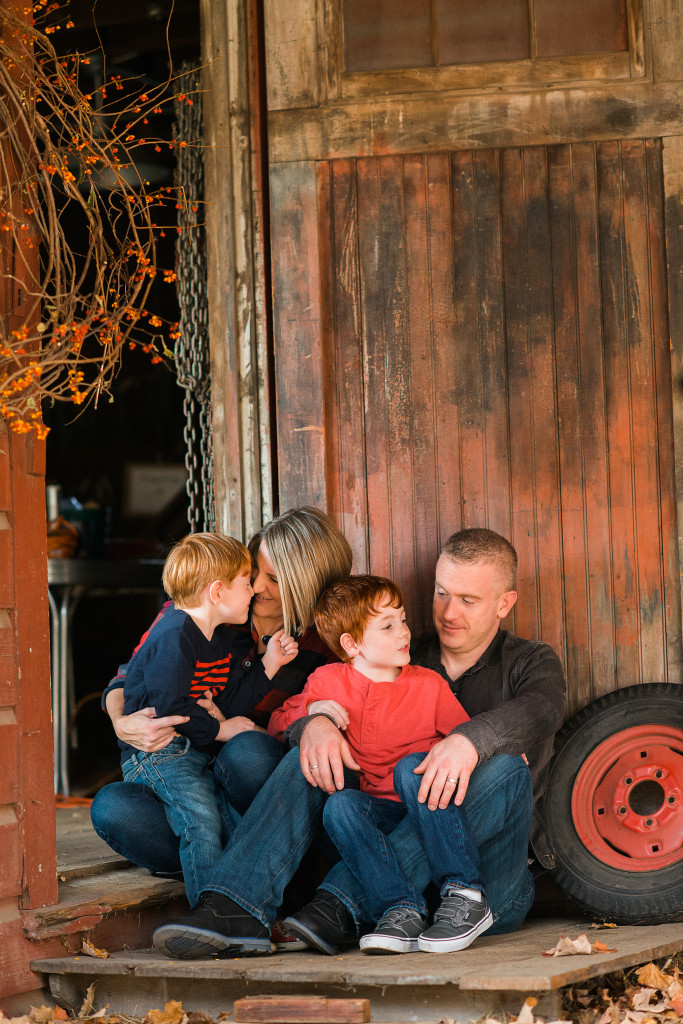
[427,155,462,556]
[355,158,392,577]
[377,156,416,603]
[501,147,541,642]
[263,0,320,109]
[270,162,326,510]
[455,153,488,530]
[620,140,666,682]
[403,154,440,631]
[320,160,369,568]
[570,143,617,707]
[522,147,565,658]
[547,144,592,709]
[598,140,641,690]
[473,151,512,545]
[646,138,682,680]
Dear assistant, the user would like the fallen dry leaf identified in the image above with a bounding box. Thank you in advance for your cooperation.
[143,1002,187,1024]
[543,934,594,957]
[637,964,673,991]
[30,1008,58,1023]
[82,939,109,960]
[78,983,98,1020]
[54,1010,68,1021]
[594,942,618,953]
[670,992,683,1015]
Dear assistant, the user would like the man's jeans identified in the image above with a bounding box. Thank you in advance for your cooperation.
[323,752,534,934]
[324,755,484,922]
[120,737,223,907]
[93,734,534,934]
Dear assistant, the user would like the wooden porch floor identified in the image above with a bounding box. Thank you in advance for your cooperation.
[26,809,683,1022]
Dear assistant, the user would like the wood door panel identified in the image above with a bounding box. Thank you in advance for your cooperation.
[280,138,681,709]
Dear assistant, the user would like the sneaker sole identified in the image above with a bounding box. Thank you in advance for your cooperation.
[417,910,493,953]
[282,916,337,956]
[359,934,419,955]
[153,923,273,959]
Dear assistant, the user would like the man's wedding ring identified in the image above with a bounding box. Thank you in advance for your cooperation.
[447,777,457,783]
[309,764,319,770]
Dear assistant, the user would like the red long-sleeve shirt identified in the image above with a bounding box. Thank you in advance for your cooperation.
[268,662,469,801]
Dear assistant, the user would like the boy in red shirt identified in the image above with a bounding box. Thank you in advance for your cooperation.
[269,576,493,955]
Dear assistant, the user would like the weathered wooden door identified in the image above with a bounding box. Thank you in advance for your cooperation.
[259,0,683,711]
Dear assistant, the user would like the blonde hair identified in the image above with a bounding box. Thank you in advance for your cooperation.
[162,533,251,607]
[260,507,352,635]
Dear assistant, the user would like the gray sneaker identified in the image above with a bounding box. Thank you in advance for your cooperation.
[359,906,427,955]
[418,889,492,953]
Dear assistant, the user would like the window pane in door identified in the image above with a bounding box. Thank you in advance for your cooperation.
[437,0,530,65]
[343,0,433,71]
[534,0,628,56]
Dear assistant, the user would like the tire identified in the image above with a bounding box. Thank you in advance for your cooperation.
[545,682,683,924]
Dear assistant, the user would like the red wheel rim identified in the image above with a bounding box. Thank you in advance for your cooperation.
[571,724,683,871]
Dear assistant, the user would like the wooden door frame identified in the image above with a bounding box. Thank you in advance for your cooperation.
[202,0,683,605]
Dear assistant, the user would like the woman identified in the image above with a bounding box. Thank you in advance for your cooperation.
[90,506,352,876]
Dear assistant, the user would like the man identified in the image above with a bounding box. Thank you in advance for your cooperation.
[152,529,566,959]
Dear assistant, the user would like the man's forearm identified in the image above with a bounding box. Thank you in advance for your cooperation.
[283,712,340,748]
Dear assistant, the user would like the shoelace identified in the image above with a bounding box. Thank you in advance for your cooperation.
[433,892,476,924]
[376,906,423,929]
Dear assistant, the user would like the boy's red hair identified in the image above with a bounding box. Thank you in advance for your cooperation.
[314,574,405,661]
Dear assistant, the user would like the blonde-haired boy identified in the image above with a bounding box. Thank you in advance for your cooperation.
[122,533,297,907]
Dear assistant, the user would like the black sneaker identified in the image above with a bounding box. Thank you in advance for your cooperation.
[359,907,427,955]
[417,889,492,953]
[283,890,358,955]
[153,890,274,959]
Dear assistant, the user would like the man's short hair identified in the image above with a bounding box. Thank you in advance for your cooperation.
[162,532,251,607]
[314,574,404,662]
[441,528,518,592]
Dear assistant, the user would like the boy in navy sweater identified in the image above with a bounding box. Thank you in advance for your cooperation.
[121,533,297,906]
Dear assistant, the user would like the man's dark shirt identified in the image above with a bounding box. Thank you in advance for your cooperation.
[286,628,565,869]
[411,629,565,869]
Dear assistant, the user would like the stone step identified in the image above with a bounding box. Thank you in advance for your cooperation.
[31,918,683,1023]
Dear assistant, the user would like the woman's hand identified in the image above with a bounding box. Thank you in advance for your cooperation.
[196,689,226,722]
[262,628,299,678]
[217,716,264,742]
[112,707,189,752]
[307,699,349,730]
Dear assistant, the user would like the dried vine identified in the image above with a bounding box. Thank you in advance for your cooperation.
[0,1,195,437]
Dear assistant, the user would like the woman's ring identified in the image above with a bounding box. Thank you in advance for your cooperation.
[309,764,319,770]
[447,777,457,783]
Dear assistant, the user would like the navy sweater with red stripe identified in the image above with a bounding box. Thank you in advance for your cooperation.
[119,604,276,763]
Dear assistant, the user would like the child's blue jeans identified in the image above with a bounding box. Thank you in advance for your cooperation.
[121,736,223,907]
[322,753,484,923]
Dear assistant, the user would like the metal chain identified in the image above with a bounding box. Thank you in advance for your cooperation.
[174,64,215,533]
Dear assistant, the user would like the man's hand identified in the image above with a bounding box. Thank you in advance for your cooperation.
[414,733,479,810]
[299,715,360,793]
[112,707,189,752]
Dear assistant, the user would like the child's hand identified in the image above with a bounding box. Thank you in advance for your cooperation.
[217,716,260,742]
[262,628,299,678]
[307,700,349,730]
[197,689,226,722]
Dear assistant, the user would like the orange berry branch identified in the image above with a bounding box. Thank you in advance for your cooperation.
[0,1,200,437]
